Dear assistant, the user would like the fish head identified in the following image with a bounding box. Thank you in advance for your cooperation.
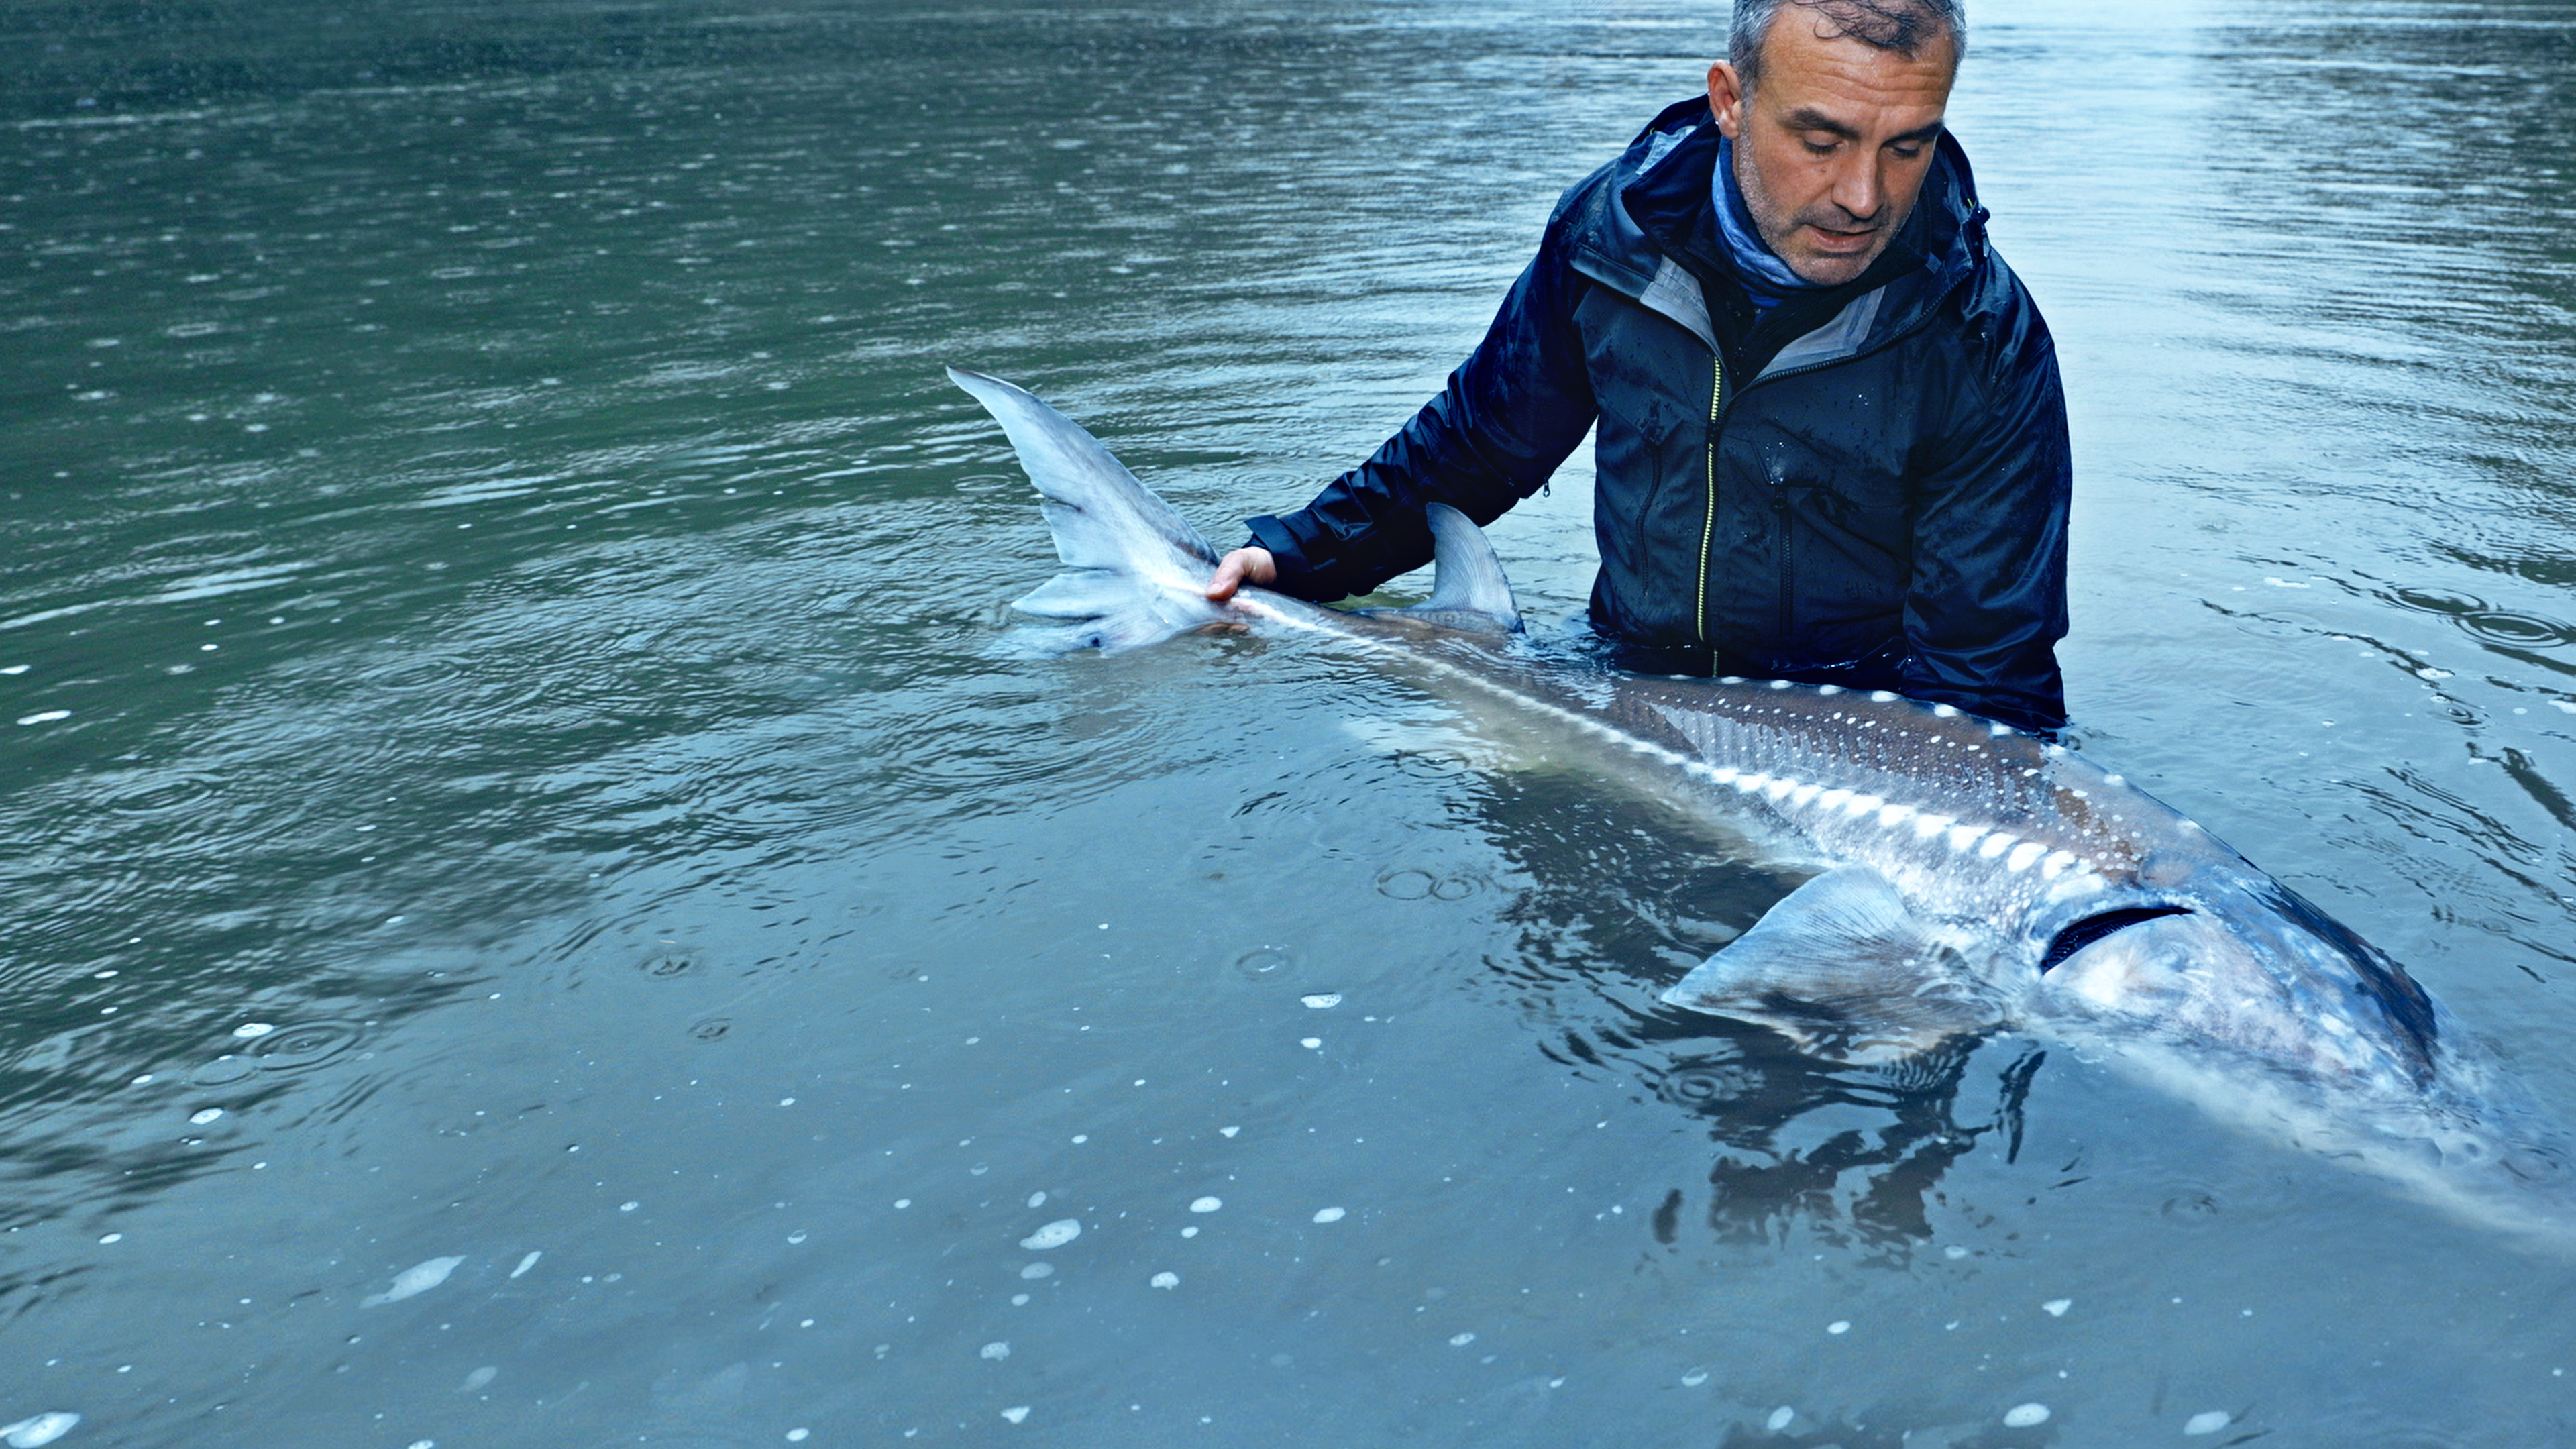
[2035,877,2439,1087]
[2037,878,2576,1244]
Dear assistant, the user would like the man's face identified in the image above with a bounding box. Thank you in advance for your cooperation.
[1707,18,1955,286]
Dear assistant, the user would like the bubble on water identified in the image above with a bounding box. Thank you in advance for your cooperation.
[1299,1038,1322,1050]
[1301,994,1342,1009]
[1026,1192,1046,1208]
[787,1432,810,1444]
[1766,1407,1794,1432]
[1150,1271,1179,1289]
[1218,1126,1239,1138]
[363,1256,464,1307]
[1826,1320,1850,1335]
[509,1251,541,1279]
[2003,1403,2050,1428]
[1312,1207,1346,1224]
[1944,1245,1970,1259]
[188,1108,223,1126]
[98,1234,122,1245]
[1019,1219,1080,1250]
[0,1413,80,1448]
[460,1366,497,1392]
[1000,1406,1029,1425]
[980,1342,1010,1360]
[619,1201,639,1213]
[2184,1411,2231,1436]
[1189,1197,1222,1214]
[787,1231,807,1245]
[1448,1332,1475,1347]
[1020,1263,1052,1280]
[2042,1299,2072,1317]
[1181,1226,1198,1238]
[895,1199,912,1209]
[187,1055,254,1088]
[231,1023,275,1039]
[1233,946,1295,981]
[1680,1368,1708,1387]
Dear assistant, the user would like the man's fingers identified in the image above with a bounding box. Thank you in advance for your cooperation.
[1204,547,1277,602]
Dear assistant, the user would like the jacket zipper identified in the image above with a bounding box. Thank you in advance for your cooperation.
[1684,276,1958,648]
[1695,350,1722,645]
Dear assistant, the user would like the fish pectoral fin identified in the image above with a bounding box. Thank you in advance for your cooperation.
[1659,865,2004,1063]
[1398,503,1521,634]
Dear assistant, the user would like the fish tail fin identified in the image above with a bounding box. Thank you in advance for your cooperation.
[947,366,1228,652]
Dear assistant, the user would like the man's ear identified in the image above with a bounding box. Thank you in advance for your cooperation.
[1707,60,1746,139]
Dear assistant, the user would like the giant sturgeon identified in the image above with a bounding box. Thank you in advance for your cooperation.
[949,366,2576,1244]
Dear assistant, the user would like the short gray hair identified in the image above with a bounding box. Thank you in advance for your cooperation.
[1730,0,1966,93]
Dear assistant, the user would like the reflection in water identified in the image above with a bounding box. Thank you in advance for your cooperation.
[1646,1037,2047,1255]
[1464,758,2052,1254]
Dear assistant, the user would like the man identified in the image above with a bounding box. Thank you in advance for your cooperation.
[1203,0,2070,734]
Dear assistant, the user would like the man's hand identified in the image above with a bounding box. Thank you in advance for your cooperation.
[1204,547,1277,602]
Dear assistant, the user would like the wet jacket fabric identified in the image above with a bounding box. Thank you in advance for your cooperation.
[1244,97,2072,732]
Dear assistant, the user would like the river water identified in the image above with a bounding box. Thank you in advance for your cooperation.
[5,0,2575,1444]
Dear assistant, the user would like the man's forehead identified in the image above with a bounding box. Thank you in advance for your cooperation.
[1759,9,1958,79]
[1752,17,1957,113]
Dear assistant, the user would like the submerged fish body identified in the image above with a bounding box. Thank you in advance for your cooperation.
[948,366,2576,1244]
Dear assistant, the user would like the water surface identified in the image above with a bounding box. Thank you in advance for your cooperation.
[5,1,2575,1444]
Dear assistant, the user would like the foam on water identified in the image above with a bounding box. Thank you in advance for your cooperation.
[0,1414,80,1449]
[361,1256,463,1307]
[1018,1220,1079,1250]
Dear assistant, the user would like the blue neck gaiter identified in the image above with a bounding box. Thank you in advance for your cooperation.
[1714,136,1822,311]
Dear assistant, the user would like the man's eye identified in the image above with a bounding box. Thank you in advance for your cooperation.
[1803,137,1839,154]
[1890,144,1925,160]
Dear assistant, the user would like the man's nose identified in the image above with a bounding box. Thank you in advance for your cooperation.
[1830,150,1884,222]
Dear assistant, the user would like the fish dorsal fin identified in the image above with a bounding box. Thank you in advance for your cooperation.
[1401,502,1521,633]
[1660,865,2005,1063]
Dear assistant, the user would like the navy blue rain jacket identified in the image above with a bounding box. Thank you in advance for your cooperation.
[1246,98,2072,733]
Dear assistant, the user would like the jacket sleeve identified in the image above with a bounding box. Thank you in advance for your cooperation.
[1899,281,2072,734]
[1245,199,1601,602]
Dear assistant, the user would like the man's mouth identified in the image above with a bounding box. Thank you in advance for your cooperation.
[1803,223,1878,253]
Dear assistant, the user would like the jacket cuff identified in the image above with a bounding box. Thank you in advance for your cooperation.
[1245,514,1339,602]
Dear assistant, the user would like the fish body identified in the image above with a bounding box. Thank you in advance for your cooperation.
[949,366,2576,1244]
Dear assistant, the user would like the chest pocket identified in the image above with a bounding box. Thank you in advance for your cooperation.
[1574,287,1704,449]
[1731,414,1912,576]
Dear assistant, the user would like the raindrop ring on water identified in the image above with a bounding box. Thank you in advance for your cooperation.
[636,953,696,979]
[1376,869,1436,900]
[248,1020,363,1073]
[2459,610,2576,648]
